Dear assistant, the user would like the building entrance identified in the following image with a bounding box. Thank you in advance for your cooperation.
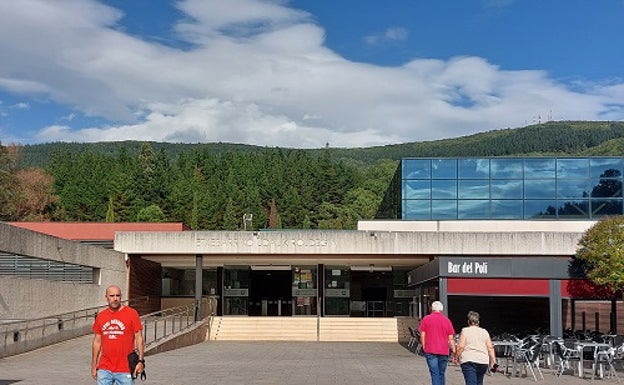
[350,270,394,317]
[249,269,292,316]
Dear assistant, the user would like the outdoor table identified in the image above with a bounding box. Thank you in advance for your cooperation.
[492,340,520,376]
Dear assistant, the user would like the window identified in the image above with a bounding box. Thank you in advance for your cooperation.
[393,157,624,221]
[0,253,94,283]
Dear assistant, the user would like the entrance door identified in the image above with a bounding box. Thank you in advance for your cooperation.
[249,269,292,316]
[351,271,393,317]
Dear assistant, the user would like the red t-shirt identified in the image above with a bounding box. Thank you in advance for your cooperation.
[93,306,143,373]
[419,312,455,355]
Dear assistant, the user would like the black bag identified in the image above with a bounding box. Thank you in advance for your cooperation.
[127,351,147,381]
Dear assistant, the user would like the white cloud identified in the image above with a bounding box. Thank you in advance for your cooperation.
[10,102,29,110]
[0,0,622,148]
[364,27,408,46]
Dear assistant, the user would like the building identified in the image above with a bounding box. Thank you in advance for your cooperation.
[373,156,624,335]
[0,222,126,320]
[3,157,622,337]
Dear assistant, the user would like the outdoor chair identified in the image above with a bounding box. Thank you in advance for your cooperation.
[613,342,624,370]
[553,340,581,377]
[512,337,544,381]
[591,345,619,381]
[407,327,422,355]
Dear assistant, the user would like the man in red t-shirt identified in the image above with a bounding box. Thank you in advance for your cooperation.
[92,285,144,384]
[419,301,456,385]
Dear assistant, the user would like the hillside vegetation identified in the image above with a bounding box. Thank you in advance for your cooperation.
[1,121,623,229]
[15,120,624,168]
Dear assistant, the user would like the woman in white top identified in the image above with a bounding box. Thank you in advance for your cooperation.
[453,311,497,385]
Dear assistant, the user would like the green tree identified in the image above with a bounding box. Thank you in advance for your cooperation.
[267,198,281,229]
[576,216,624,295]
[136,204,166,222]
[105,196,115,222]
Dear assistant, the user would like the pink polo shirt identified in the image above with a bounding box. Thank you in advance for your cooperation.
[419,312,455,355]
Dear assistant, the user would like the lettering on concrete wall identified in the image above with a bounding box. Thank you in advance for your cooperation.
[447,261,488,275]
[195,237,331,248]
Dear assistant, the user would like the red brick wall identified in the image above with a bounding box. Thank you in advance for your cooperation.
[128,255,162,315]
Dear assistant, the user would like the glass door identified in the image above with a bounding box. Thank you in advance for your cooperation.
[292,266,317,315]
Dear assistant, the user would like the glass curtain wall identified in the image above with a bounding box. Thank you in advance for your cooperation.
[401,157,624,220]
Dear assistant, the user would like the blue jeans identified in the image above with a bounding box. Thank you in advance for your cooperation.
[97,369,133,385]
[425,353,449,385]
[460,362,488,385]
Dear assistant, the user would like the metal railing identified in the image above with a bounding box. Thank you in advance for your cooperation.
[141,303,197,348]
[0,296,159,358]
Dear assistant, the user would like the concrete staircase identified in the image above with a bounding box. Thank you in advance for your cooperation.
[319,317,397,342]
[209,316,398,342]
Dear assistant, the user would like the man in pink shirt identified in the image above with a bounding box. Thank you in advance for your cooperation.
[419,301,456,385]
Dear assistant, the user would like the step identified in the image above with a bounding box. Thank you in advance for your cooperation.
[209,317,398,342]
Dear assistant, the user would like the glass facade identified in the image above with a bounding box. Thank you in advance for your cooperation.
[397,157,624,220]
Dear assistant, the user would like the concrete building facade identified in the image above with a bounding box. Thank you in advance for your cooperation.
[112,220,610,336]
[0,222,127,320]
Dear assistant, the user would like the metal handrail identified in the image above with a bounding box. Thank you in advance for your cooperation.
[141,303,198,348]
[0,296,150,328]
[1,296,150,358]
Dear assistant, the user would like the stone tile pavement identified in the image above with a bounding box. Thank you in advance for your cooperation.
[0,335,620,385]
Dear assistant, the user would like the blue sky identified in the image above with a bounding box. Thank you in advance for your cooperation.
[0,0,622,148]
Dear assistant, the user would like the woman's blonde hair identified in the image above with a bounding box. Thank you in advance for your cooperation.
[467,310,480,326]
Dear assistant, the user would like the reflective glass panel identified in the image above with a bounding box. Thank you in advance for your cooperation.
[557,179,590,199]
[403,180,430,199]
[459,180,490,199]
[403,200,430,220]
[591,199,623,217]
[432,179,457,199]
[590,158,623,178]
[458,200,490,219]
[402,159,430,179]
[491,200,523,219]
[558,199,589,218]
[491,180,523,199]
[431,159,457,179]
[524,200,557,219]
[590,178,623,197]
[524,159,555,178]
[524,179,555,198]
[458,159,490,178]
[557,158,589,178]
[431,200,457,219]
[491,159,523,179]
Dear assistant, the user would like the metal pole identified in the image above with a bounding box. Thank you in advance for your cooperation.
[195,254,203,322]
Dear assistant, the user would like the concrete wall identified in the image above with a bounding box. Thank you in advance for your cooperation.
[145,319,210,356]
[115,228,586,257]
[0,222,127,320]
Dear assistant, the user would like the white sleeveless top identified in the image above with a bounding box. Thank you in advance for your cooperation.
[459,326,490,365]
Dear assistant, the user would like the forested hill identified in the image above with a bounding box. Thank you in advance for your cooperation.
[2,120,624,230]
[15,121,624,168]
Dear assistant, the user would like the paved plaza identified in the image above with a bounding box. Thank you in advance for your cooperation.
[0,335,620,385]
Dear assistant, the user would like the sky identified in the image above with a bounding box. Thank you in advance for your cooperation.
[0,0,623,149]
